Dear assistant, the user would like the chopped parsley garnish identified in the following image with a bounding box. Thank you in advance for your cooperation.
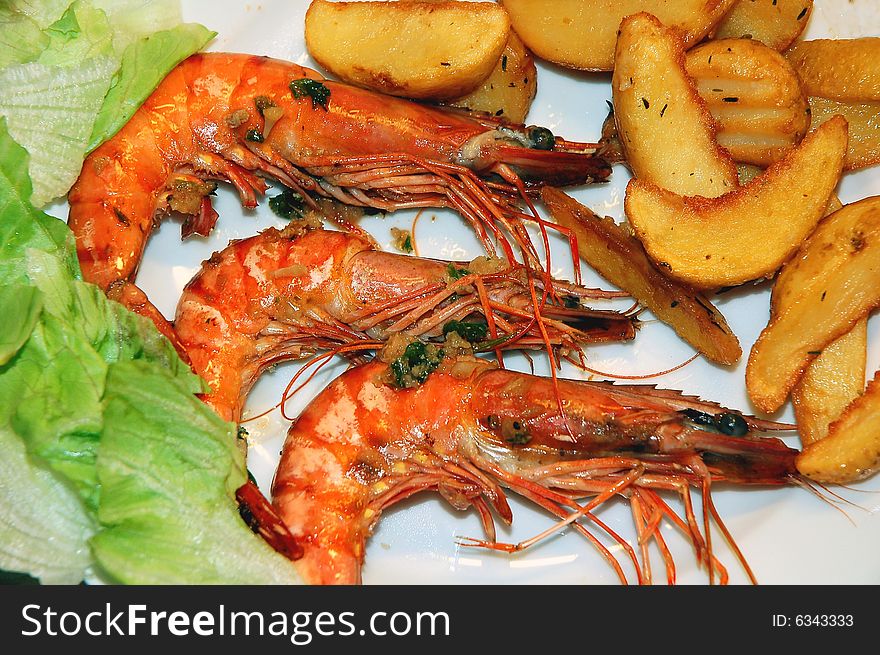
[446,263,470,280]
[443,320,488,343]
[268,187,305,220]
[389,341,444,389]
[290,79,331,110]
[245,129,264,142]
[391,227,414,253]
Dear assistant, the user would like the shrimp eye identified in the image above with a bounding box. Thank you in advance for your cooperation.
[716,413,748,437]
[681,408,715,427]
[528,126,555,150]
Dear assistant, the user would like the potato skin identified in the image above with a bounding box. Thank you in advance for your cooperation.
[746,195,880,414]
[791,319,867,447]
[685,39,810,167]
[808,96,880,171]
[541,187,741,365]
[786,38,880,102]
[445,29,537,123]
[797,370,880,484]
[501,0,737,72]
[613,13,738,198]
[625,115,847,292]
[713,0,813,51]
[305,0,510,101]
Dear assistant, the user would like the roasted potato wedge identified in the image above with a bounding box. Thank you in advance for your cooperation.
[791,318,867,447]
[625,115,847,290]
[446,29,537,123]
[541,186,741,364]
[501,0,737,72]
[685,39,810,166]
[746,196,880,414]
[808,96,880,171]
[613,13,738,197]
[713,0,813,51]
[768,192,842,316]
[785,38,880,102]
[304,0,510,100]
[796,370,880,484]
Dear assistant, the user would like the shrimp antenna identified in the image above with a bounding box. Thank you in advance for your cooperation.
[279,342,382,420]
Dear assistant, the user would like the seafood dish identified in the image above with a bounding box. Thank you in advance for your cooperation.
[5,0,880,586]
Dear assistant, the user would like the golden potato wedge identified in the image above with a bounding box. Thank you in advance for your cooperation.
[625,115,847,291]
[613,13,738,197]
[541,186,741,364]
[713,0,812,51]
[808,96,880,171]
[500,0,737,72]
[791,318,867,447]
[685,39,810,166]
[768,192,842,315]
[746,196,880,414]
[446,29,537,123]
[304,0,510,100]
[796,370,880,484]
[785,38,880,102]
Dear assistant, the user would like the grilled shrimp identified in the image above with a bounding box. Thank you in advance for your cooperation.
[271,356,800,585]
[174,225,635,423]
[67,52,611,351]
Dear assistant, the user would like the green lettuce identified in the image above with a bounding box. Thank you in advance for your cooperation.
[0,117,299,584]
[0,56,118,207]
[0,285,42,365]
[0,0,214,206]
[0,424,96,585]
[93,361,301,585]
[37,1,114,66]
[0,7,48,67]
[88,23,216,151]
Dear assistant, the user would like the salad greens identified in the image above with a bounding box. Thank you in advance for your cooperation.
[0,1,301,585]
[93,361,298,584]
[0,0,214,207]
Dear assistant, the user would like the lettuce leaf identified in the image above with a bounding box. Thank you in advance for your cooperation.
[0,119,298,585]
[92,0,184,55]
[0,285,42,365]
[0,56,118,206]
[0,7,48,66]
[0,116,78,282]
[0,424,95,585]
[87,23,215,151]
[8,0,72,29]
[37,1,114,66]
[92,361,301,585]
[0,0,213,206]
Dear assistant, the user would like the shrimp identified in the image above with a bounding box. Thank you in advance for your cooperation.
[174,225,636,423]
[67,52,611,350]
[271,355,801,585]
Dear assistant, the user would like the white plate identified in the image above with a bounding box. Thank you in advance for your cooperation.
[89,0,880,584]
